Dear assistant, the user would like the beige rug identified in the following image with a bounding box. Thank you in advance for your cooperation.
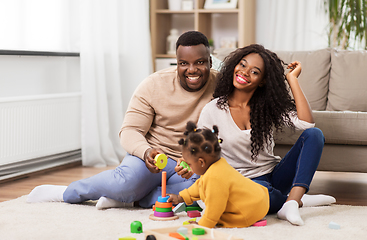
[0,196,366,240]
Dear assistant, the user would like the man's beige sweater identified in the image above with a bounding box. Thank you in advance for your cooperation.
[119,67,218,161]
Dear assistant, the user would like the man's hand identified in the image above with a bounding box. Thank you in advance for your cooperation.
[175,158,194,179]
[167,193,184,205]
[144,148,164,173]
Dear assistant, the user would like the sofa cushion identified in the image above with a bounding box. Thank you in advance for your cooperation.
[327,49,367,111]
[275,48,331,111]
[274,110,367,145]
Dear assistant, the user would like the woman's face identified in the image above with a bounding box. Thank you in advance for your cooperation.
[232,53,265,92]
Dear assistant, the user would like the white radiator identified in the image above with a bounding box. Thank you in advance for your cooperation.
[0,93,81,177]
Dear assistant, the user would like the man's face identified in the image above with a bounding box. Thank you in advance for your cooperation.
[176,44,212,92]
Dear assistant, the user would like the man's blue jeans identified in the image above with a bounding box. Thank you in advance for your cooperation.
[63,154,199,208]
[252,128,325,214]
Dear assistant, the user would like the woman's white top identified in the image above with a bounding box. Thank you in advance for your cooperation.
[197,98,315,179]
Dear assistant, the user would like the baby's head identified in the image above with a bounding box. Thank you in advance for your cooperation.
[178,121,222,175]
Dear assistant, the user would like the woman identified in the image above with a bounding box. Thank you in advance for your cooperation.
[197,44,335,225]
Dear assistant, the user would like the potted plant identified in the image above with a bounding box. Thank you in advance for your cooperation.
[325,0,367,49]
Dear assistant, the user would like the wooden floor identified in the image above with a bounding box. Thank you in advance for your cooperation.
[1,165,367,206]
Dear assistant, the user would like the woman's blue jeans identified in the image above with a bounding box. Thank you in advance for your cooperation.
[63,154,199,208]
[252,128,325,214]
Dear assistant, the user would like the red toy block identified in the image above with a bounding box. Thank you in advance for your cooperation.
[187,210,201,218]
[252,219,267,227]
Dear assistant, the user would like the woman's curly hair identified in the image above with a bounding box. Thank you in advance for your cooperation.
[214,44,296,161]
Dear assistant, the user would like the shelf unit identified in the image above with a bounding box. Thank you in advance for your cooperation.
[150,0,256,71]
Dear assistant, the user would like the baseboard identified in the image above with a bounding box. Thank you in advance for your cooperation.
[0,150,82,183]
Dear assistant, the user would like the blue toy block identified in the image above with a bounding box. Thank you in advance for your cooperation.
[177,227,188,235]
[328,221,341,230]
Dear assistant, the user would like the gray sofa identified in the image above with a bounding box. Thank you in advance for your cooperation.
[214,48,367,173]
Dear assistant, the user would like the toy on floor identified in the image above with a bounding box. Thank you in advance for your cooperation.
[187,210,201,218]
[130,221,143,233]
[251,219,267,227]
[328,221,341,229]
[144,224,242,240]
[154,153,167,169]
[183,218,197,225]
[149,171,179,221]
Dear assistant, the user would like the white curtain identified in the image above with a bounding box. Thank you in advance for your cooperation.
[256,0,329,51]
[0,0,77,51]
[0,0,152,167]
[79,0,152,167]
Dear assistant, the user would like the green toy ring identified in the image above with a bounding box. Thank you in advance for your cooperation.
[179,161,191,171]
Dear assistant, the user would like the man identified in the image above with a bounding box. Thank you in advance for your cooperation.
[27,31,218,209]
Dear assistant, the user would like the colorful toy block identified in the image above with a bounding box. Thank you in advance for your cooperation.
[130,221,143,233]
[329,221,341,229]
[173,202,186,213]
[252,219,267,227]
[183,218,196,225]
[187,210,201,218]
[169,232,186,240]
[176,227,188,235]
[149,171,179,221]
[185,206,202,212]
[192,227,205,235]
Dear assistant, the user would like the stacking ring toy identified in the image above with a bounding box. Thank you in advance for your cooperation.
[179,161,191,171]
[154,154,167,169]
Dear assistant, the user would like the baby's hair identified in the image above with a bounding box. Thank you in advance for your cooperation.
[178,121,222,158]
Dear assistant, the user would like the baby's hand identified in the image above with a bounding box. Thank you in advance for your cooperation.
[175,158,193,179]
[188,220,198,225]
[167,193,184,205]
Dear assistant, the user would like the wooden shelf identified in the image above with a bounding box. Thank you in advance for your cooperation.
[150,0,256,71]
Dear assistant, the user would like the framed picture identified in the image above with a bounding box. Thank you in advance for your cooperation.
[204,0,238,9]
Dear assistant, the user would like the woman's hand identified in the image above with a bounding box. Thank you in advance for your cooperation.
[175,158,193,179]
[144,148,164,173]
[286,61,302,80]
[167,193,184,205]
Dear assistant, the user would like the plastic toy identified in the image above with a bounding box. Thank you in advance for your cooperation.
[187,210,201,218]
[173,202,186,213]
[169,232,188,240]
[182,218,197,225]
[130,221,143,233]
[118,237,136,240]
[149,171,179,221]
[328,221,341,229]
[154,153,167,169]
[179,161,191,171]
[145,235,156,240]
[252,219,267,227]
[192,228,205,235]
[176,227,188,235]
[185,206,202,212]
[145,224,242,240]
